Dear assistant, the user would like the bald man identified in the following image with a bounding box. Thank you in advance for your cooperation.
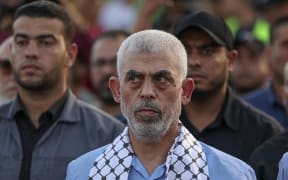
[0,37,17,105]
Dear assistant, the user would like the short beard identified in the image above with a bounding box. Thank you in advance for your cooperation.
[121,98,180,142]
[191,80,225,102]
[94,76,117,105]
[94,87,116,105]
[15,72,57,92]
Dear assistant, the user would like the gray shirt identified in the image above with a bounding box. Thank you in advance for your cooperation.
[0,91,125,180]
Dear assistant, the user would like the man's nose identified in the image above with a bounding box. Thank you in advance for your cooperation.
[188,53,202,67]
[140,79,155,99]
[25,41,39,59]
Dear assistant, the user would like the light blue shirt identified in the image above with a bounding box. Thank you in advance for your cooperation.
[277,152,288,180]
[243,83,288,128]
[130,157,166,180]
[66,142,256,180]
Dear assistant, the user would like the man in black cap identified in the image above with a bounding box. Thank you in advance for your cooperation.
[174,11,283,163]
[230,29,268,95]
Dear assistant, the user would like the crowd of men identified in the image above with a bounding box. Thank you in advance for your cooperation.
[1,0,288,180]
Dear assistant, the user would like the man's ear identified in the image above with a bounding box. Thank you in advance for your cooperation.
[66,43,78,67]
[182,78,194,105]
[109,76,121,103]
[228,50,238,72]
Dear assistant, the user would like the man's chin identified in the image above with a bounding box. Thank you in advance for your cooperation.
[191,89,208,100]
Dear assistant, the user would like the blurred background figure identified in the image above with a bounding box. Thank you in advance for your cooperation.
[152,0,211,32]
[89,30,129,123]
[210,0,288,45]
[68,59,95,103]
[255,0,288,25]
[99,0,138,31]
[60,0,105,90]
[210,0,258,36]
[252,0,288,45]
[244,16,288,128]
[283,62,288,112]
[0,0,24,43]
[60,0,104,39]
[133,0,211,33]
[247,62,288,180]
[0,37,17,104]
[230,29,269,95]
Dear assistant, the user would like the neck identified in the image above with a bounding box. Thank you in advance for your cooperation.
[129,122,178,175]
[17,84,67,128]
[184,86,227,131]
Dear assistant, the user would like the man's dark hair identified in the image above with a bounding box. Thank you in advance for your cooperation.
[270,16,288,44]
[14,1,74,43]
[94,30,130,43]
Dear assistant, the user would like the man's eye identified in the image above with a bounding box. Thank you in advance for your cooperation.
[127,76,141,83]
[201,47,214,56]
[155,76,168,83]
[15,39,28,47]
[39,40,54,47]
[92,60,105,67]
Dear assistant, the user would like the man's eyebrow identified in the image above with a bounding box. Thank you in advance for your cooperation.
[14,33,56,40]
[125,70,142,78]
[35,34,57,40]
[14,33,28,39]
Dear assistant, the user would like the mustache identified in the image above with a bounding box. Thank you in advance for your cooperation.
[187,70,208,78]
[134,100,161,113]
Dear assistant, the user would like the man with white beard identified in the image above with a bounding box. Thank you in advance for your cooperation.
[66,29,256,180]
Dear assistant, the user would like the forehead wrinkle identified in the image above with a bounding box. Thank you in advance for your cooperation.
[123,53,179,77]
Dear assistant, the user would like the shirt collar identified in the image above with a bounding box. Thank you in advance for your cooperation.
[11,90,69,121]
[131,155,166,179]
[6,90,92,124]
[180,88,238,132]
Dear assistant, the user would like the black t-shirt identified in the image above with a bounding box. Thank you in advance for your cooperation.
[180,89,284,163]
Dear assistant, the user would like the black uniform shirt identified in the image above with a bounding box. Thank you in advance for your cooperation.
[180,89,284,162]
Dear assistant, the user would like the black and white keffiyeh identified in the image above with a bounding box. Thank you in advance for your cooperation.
[89,122,209,180]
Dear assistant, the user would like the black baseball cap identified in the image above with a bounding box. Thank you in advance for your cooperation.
[174,11,234,50]
[234,29,265,53]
